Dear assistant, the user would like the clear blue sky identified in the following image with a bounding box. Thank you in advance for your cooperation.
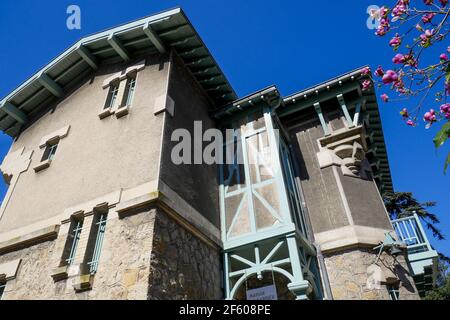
[0,0,448,256]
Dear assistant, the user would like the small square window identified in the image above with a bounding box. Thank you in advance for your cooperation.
[41,141,58,162]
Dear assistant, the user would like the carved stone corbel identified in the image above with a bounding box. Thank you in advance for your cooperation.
[316,126,368,178]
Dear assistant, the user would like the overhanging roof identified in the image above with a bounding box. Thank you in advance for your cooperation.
[0,7,237,137]
[212,67,394,193]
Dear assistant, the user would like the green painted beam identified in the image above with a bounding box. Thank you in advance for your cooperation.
[0,101,28,124]
[77,45,98,70]
[143,22,166,54]
[38,73,64,97]
[107,34,130,62]
[337,94,354,127]
[279,81,360,118]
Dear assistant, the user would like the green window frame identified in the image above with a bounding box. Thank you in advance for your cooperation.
[41,142,58,162]
[0,282,6,299]
[387,284,400,300]
[122,75,137,107]
[104,84,119,110]
[87,212,108,274]
[65,218,83,266]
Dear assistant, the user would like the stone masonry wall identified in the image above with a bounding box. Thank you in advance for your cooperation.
[0,206,222,300]
[324,247,420,300]
[148,210,222,300]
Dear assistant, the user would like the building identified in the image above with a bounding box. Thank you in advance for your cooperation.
[0,8,437,300]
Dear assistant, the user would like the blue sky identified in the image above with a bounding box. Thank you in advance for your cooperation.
[0,0,448,256]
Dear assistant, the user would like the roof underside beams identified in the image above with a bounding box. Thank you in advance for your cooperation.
[279,75,392,193]
[0,7,237,137]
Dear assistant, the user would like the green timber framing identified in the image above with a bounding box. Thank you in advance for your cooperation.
[213,67,394,195]
[0,7,237,137]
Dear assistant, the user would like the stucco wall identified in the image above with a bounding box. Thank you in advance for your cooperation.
[0,53,170,233]
[289,122,349,234]
[159,51,220,227]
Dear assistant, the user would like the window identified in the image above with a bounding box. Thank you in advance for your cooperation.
[121,74,136,107]
[41,142,58,162]
[104,83,119,110]
[387,284,400,300]
[0,282,5,299]
[85,210,108,274]
[63,217,84,266]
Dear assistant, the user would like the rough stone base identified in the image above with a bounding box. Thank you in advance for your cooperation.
[0,205,221,300]
[323,247,420,300]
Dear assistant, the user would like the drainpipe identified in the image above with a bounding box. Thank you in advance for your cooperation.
[315,244,334,300]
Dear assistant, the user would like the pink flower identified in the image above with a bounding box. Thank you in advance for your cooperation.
[400,108,409,118]
[422,13,435,24]
[420,29,434,46]
[392,53,405,64]
[440,0,448,6]
[423,0,434,5]
[382,70,399,84]
[406,119,416,126]
[375,66,385,77]
[440,53,448,61]
[441,104,450,112]
[392,4,407,17]
[389,34,402,47]
[362,80,372,91]
[381,94,389,102]
[423,109,437,123]
[361,67,371,75]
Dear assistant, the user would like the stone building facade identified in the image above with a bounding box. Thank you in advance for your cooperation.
[0,8,426,300]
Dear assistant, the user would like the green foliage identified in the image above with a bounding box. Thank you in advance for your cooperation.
[433,122,450,149]
[383,192,444,240]
[424,280,450,300]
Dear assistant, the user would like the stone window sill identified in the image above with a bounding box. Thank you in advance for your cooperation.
[98,107,113,119]
[115,105,130,118]
[50,265,69,282]
[33,159,52,173]
[72,274,95,292]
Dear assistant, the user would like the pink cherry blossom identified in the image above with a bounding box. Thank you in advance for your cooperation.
[392,53,405,64]
[381,94,389,102]
[389,34,402,47]
[440,53,448,61]
[362,80,372,91]
[361,67,371,75]
[400,108,409,118]
[422,13,435,24]
[406,119,416,126]
[423,109,437,123]
[423,0,434,5]
[420,29,434,46]
[375,66,385,77]
[440,103,450,118]
[382,70,399,84]
[440,0,448,6]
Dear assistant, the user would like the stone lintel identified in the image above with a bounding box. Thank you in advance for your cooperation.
[0,225,59,254]
[315,225,392,253]
[0,259,21,281]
